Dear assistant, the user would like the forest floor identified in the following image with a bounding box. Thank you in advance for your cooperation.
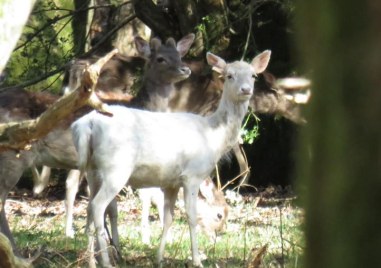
[6,182,304,267]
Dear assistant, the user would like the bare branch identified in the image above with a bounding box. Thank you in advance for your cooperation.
[0,49,118,152]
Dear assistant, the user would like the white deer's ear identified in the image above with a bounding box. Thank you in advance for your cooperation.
[206,52,226,74]
[176,33,195,57]
[251,50,271,74]
[199,178,216,203]
[134,36,151,58]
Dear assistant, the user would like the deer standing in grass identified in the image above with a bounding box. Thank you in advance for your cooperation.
[31,33,229,244]
[0,34,194,252]
[71,50,271,267]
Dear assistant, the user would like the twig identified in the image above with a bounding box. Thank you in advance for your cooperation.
[215,164,222,190]
[0,67,66,92]
[171,225,187,261]
[41,72,64,92]
[278,204,285,268]
[14,12,74,52]
[44,16,73,73]
[240,0,254,60]
[221,168,251,191]
[0,7,135,92]
[82,14,136,58]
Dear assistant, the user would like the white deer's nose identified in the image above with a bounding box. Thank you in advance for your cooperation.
[240,84,252,95]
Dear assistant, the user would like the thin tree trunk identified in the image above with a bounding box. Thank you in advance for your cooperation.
[296,2,381,267]
[72,0,91,55]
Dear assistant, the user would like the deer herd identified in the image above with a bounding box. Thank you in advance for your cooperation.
[0,32,310,267]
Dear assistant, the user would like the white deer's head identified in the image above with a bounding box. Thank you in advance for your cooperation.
[206,51,271,102]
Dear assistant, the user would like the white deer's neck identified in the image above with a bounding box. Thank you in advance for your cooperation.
[206,91,249,157]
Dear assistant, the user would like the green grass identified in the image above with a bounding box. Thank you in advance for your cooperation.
[7,188,304,267]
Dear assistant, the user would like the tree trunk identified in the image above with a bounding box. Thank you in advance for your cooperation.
[296,2,381,267]
[72,0,90,55]
[0,0,36,75]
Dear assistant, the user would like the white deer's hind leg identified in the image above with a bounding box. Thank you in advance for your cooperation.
[65,169,81,237]
[183,180,203,267]
[157,187,179,266]
[105,198,121,257]
[84,170,99,267]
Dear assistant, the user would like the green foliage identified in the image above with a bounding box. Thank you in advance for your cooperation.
[4,0,75,92]
[195,16,211,51]
[241,110,261,145]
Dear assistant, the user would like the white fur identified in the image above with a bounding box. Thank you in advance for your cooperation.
[71,50,271,267]
[139,178,228,245]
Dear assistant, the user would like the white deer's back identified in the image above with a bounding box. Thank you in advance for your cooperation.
[78,105,219,188]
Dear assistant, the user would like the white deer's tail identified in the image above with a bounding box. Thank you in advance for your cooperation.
[71,116,93,172]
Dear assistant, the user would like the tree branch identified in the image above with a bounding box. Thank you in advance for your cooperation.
[0,49,118,152]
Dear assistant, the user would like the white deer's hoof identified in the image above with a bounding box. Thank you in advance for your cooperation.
[65,228,75,238]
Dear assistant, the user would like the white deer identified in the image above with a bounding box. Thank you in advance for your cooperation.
[71,50,271,267]
[0,34,194,255]
[139,177,229,244]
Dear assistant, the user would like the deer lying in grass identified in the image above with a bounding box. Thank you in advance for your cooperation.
[140,177,228,244]
[71,50,271,267]
[0,34,194,252]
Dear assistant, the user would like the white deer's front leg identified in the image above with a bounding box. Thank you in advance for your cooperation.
[183,181,203,268]
[139,188,153,244]
[157,187,179,266]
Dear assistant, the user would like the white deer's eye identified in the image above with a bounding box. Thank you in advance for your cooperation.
[226,74,233,80]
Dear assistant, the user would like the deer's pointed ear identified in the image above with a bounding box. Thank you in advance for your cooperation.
[176,33,195,57]
[199,177,216,203]
[206,52,226,74]
[166,37,176,48]
[134,36,151,58]
[150,38,162,52]
[251,50,271,74]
